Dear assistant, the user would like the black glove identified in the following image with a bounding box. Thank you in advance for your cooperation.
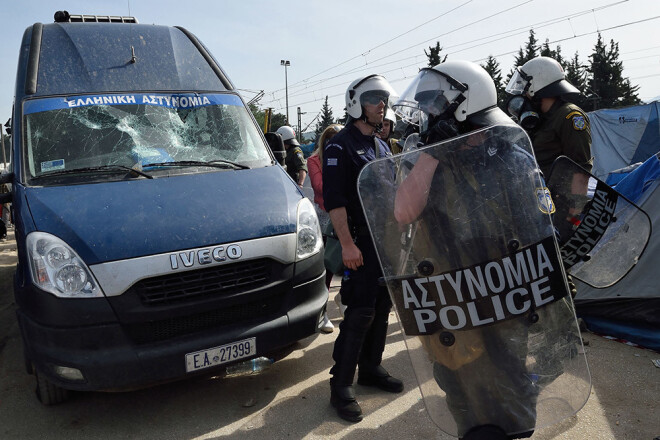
[422,117,460,145]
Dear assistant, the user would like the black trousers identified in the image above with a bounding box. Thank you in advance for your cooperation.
[330,235,393,386]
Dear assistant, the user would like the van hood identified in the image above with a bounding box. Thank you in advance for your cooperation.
[24,167,301,264]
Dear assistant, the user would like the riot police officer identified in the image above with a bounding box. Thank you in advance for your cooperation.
[505,56,592,178]
[393,60,546,440]
[323,74,403,423]
[276,125,308,187]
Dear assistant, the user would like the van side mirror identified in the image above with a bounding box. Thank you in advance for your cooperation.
[264,132,286,167]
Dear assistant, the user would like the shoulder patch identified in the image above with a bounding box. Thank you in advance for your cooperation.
[565,111,584,120]
[571,114,587,131]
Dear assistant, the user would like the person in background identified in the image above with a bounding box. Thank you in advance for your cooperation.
[323,74,403,423]
[377,107,400,154]
[308,123,344,332]
[276,125,308,187]
[504,56,592,178]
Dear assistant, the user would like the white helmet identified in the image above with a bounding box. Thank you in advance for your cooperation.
[384,107,396,124]
[345,74,398,119]
[505,56,580,98]
[275,125,299,146]
[394,60,511,127]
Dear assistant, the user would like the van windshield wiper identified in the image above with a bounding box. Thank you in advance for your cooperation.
[142,160,250,170]
[34,165,153,179]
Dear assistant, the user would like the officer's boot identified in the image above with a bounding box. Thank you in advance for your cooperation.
[329,307,374,422]
[357,300,403,393]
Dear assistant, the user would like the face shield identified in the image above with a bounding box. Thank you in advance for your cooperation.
[505,68,531,96]
[393,68,465,131]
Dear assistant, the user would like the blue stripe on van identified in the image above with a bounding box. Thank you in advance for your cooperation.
[23,93,243,115]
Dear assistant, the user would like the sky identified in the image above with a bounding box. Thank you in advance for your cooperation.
[1,0,659,134]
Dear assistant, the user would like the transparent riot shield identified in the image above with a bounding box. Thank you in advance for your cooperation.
[547,156,652,288]
[357,125,590,438]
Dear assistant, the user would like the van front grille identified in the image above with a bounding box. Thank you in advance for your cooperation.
[134,259,271,306]
[123,295,283,344]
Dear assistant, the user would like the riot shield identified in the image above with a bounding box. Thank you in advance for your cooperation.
[547,156,652,288]
[357,125,590,438]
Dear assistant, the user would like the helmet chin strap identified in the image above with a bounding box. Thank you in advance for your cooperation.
[360,111,383,134]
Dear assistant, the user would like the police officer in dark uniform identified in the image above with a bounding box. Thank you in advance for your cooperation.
[323,74,403,422]
[276,125,308,187]
[393,60,548,440]
[505,56,592,178]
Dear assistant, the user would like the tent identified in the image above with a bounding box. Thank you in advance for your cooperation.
[573,101,660,352]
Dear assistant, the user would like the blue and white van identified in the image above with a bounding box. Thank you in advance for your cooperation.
[0,11,327,404]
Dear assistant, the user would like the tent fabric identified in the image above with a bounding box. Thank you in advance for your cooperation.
[589,101,660,180]
[604,154,660,203]
[574,102,660,351]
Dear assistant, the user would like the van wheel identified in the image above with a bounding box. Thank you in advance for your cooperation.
[35,369,70,405]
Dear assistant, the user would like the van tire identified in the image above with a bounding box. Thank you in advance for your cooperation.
[35,368,70,405]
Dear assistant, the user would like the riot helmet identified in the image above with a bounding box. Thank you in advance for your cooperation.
[394,60,512,131]
[505,56,580,99]
[276,125,300,146]
[345,74,398,120]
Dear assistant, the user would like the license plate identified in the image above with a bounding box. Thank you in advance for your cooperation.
[185,337,256,372]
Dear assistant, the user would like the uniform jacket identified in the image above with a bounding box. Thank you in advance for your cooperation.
[284,145,308,182]
[529,100,592,177]
[323,123,390,228]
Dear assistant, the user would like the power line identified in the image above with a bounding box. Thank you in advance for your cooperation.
[280,13,660,116]
[263,0,631,109]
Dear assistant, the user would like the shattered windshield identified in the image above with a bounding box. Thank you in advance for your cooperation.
[22,93,271,183]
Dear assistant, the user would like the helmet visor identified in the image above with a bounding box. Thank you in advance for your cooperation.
[505,68,530,95]
[393,69,453,123]
[360,90,390,107]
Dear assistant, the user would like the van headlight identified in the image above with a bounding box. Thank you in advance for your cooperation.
[26,232,102,298]
[296,198,323,260]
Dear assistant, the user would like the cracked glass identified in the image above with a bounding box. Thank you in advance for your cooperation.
[23,93,270,183]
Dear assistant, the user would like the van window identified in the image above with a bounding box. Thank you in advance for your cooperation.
[22,93,271,182]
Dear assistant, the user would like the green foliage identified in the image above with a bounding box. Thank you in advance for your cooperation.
[425,41,447,67]
[314,96,335,141]
[248,103,287,133]
[507,29,540,82]
[586,34,641,110]
[565,52,589,109]
[540,39,566,69]
[481,55,506,108]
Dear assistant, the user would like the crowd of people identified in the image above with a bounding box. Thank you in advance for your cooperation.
[270,55,592,440]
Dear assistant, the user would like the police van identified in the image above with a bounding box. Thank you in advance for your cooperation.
[0,11,327,404]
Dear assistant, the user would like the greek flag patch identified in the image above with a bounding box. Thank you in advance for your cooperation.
[327,158,338,166]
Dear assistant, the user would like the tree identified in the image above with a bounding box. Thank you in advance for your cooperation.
[540,39,566,69]
[565,52,589,109]
[586,33,641,110]
[481,55,506,108]
[507,29,540,82]
[314,96,335,141]
[425,41,447,67]
[513,29,539,68]
[248,103,287,133]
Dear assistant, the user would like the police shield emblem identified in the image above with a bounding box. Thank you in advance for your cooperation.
[357,125,590,438]
[547,156,652,287]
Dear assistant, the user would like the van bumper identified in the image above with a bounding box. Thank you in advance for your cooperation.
[15,269,328,392]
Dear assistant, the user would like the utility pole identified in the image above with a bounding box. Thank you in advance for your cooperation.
[280,60,290,124]
[297,107,306,143]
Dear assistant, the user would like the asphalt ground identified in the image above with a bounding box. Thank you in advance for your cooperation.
[0,228,657,439]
